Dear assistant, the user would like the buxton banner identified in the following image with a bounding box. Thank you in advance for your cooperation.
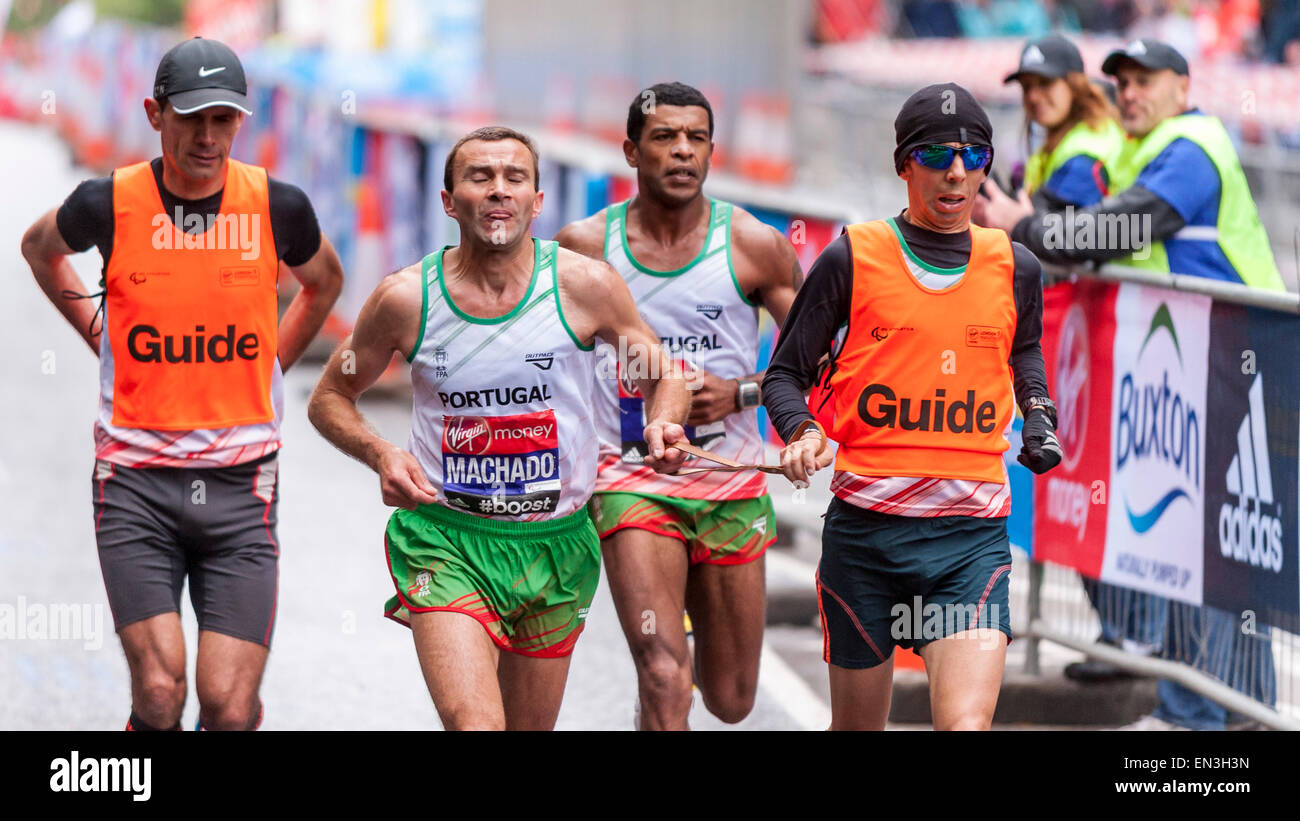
[1036,280,1300,629]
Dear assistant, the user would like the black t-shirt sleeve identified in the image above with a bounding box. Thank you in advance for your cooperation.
[1010,241,1050,411]
[55,176,114,259]
[761,233,852,443]
[267,178,323,266]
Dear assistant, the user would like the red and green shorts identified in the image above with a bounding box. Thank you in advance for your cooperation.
[591,492,776,565]
[384,502,601,658]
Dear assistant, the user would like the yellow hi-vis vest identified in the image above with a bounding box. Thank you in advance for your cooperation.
[1024,118,1124,199]
[1108,112,1283,292]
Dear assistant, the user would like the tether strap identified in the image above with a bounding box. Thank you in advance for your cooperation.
[670,420,827,475]
[61,279,106,339]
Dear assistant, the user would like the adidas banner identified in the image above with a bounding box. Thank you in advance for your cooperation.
[1202,302,1300,632]
[1035,281,1300,630]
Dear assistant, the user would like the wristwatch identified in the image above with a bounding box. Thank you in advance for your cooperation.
[1023,396,1057,426]
[735,379,761,411]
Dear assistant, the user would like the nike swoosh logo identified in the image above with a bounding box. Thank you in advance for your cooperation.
[198,66,226,77]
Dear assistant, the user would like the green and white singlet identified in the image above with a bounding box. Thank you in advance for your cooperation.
[407,239,598,520]
[595,198,766,500]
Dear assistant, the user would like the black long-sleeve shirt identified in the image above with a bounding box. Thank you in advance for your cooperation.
[763,212,1049,443]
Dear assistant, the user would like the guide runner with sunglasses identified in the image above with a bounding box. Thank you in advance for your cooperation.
[763,83,1060,730]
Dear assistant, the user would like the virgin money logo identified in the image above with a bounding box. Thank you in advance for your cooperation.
[444,416,491,455]
[1055,303,1090,471]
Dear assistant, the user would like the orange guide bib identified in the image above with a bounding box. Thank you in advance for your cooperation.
[828,219,1017,483]
[105,159,278,430]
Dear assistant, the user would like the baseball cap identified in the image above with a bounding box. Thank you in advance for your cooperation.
[1101,38,1190,77]
[153,37,252,115]
[1004,34,1085,84]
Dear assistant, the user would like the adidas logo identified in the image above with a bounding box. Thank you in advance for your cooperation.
[1218,374,1283,572]
[1023,45,1045,65]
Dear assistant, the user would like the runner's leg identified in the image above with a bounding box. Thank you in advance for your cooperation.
[120,613,187,729]
[919,629,1007,730]
[827,658,894,730]
[497,653,574,730]
[410,610,504,730]
[602,528,692,730]
[195,631,269,730]
[684,556,765,723]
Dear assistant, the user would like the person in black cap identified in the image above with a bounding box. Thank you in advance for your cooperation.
[762,83,1061,730]
[977,37,1283,291]
[1001,34,1124,212]
[20,37,343,731]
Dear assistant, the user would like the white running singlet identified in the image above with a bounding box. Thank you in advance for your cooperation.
[596,198,766,500]
[408,239,598,520]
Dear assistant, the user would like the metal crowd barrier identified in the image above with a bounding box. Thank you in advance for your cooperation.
[1027,263,1300,731]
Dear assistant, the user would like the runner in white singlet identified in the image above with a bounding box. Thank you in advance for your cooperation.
[556,83,803,730]
[309,126,690,731]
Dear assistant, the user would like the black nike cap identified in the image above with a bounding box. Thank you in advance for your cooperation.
[1004,34,1085,84]
[1101,38,1190,77]
[153,37,252,115]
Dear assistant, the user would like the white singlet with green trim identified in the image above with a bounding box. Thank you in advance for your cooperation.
[407,239,598,520]
[596,198,766,500]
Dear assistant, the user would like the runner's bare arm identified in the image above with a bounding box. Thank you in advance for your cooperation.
[686,209,803,425]
[553,211,608,260]
[308,265,438,509]
[731,209,802,327]
[555,250,690,472]
[20,208,101,353]
[277,234,344,372]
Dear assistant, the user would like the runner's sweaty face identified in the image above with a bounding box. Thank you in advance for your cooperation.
[898,141,986,234]
[443,139,542,251]
[626,104,712,206]
[147,101,243,185]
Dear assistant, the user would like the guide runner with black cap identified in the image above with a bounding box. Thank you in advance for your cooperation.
[764,83,1061,731]
[20,37,343,730]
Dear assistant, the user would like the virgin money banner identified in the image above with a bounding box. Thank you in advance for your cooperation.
[1035,280,1116,574]
[1202,303,1300,631]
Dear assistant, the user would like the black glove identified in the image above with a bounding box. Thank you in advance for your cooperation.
[1018,407,1062,474]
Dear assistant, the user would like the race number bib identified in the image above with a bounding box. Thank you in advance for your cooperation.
[442,410,561,516]
[617,360,724,464]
